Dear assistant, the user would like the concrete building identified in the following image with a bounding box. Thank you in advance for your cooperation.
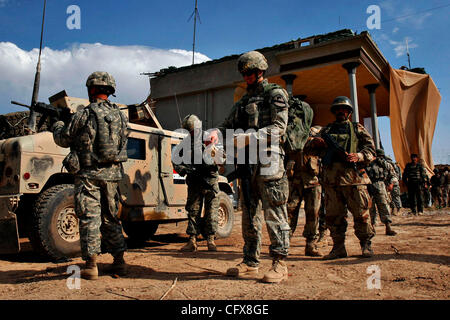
[149,29,389,149]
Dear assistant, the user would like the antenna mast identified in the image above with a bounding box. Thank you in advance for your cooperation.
[188,0,201,65]
[27,0,47,133]
[406,38,411,69]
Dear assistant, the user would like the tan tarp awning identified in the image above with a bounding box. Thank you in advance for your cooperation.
[389,66,441,176]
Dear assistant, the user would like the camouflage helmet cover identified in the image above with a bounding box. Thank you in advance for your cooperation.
[86,71,116,93]
[182,114,201,131]
[376,148,385,157]
[237,51,268,73]
[330,96,353,113]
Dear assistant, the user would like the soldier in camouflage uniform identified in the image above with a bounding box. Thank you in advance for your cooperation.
[210,51,290,283]
[385,157,402,215]
[52,71,128,280]
[306,96,376,259]
[287,125,323,256]
[403,154,428,215]
[420,159,432,209]
[366,149,397,236]
[430,168,445,209]
[172,114,220,252]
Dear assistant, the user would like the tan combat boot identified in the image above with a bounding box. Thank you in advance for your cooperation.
[316,230,328,247]
[206,235,217,252]
[305,240,322,257]
[226,262,259,277]
[385,223,397,236]
[180,235,197,252]
[104,251,127,276]
[81,254,98,280]
[361,240,374,258]
[323,240,347,260]
[262,258,288,283]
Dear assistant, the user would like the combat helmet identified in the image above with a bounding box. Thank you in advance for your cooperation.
[237,51,268,74]
[182,114,201,131]
[86,71,116,94]
[330,96,353,114]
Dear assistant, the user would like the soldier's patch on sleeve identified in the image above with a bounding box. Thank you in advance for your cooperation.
[271,95,287,109]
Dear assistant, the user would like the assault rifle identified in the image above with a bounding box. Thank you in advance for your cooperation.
[321,131,358,173]
[11,100,72,130]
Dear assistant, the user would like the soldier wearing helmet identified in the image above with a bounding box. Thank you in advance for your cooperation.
[366,148,398,236]
[52,71,128,280]
[210,50,291,283]
[305,96,376,260]
[172,114,220,252]
[384,155,403,216]
[286,125,324,257]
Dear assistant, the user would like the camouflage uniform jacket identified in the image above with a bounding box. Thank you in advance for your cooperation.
[171,133,219,190]
[53,99,127,181]
[430,174,445,189]
[317,120,375,187]
[367,157,397,185]
[218,79,289,167]
[289,150,320,188]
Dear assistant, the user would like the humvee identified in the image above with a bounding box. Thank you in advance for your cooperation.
[0,91,234,260]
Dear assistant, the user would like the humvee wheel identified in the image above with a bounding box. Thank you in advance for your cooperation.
[29,184,81,261]
[122,220,159,244]
[201,191,234,239]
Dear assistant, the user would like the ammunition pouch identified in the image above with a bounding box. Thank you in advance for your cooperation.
[63,151,80,174]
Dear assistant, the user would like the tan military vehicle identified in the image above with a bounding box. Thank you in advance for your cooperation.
[0,91,234,261]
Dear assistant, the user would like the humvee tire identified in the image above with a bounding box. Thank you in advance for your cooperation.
[29,184,81,261]
[200,191,234,239]
[122,220,159,244]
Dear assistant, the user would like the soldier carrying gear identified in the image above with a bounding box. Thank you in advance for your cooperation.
[385,155,403,215]
[172,114,220,252]
[367,149,397,236]
[211,50,291,283]
[52,71,128,280]
[430,168,445,209]
[305,96,376,260]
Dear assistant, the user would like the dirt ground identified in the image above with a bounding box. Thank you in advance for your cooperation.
[0,207,448,300]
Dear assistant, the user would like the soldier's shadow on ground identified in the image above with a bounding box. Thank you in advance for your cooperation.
[323,253,450,267]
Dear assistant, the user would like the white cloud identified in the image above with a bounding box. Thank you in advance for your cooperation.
[388,37,418,57]
[0,42,211,113]
[392,27,399,34]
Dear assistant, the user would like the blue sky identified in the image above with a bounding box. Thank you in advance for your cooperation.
[0,0,449,163]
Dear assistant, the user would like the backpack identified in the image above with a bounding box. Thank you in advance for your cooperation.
[90,101,128,164]
[261,83,314,153]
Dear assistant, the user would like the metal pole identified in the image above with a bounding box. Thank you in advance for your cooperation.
[342,62,360,123]
[364,84,380,149]
[192,0,198,65]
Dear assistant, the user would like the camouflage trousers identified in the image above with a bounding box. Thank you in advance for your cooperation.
[324,185,375,243]
[370,181,392,225]
[287,181,322,241]
[318,192,327,233]
[423,188,431,208]
[74,177,127,261]
[443,185,449,207]
[407,183,424,213]
[431,186,444,208]
[389,183,402,210]
[240,174,290,267]
[185,176,219,236]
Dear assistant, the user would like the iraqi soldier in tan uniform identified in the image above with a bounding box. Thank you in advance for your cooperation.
[287,125,323,256]
[366,149,397,236]
[209,51,291,283]
[172,114,220,252]
[306,96,376,260]
[52,72,128,280]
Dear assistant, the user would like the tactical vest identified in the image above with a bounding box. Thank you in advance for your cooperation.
[323,121,359,157]
[367,158,386,181]
[78,101,128,167]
